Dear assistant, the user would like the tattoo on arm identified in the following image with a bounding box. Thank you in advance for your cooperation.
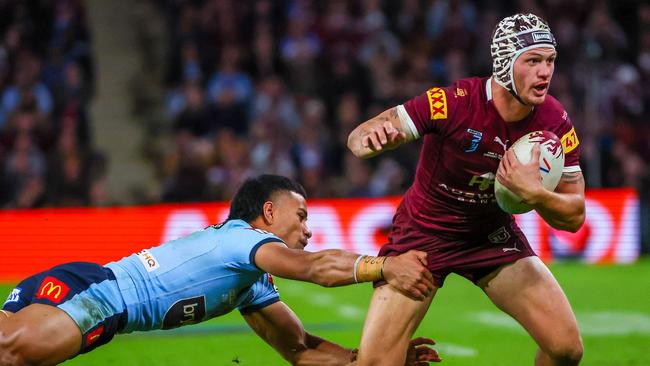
[560,172,583,184]
[373,108,398,125]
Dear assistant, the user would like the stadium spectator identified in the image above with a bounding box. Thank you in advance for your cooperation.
[0,0,98,209]
[0,130,46,208]
[206,44,253,135]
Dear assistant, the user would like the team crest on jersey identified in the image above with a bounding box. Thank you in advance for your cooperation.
[5,288,21,304]
[426,87,447,120]
[561,127,579,153]
[464,129,483,152]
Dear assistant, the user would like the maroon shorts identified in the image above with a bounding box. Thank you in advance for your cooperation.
[377,218,536,288]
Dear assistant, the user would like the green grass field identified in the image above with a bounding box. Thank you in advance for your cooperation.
[2,260,649,365]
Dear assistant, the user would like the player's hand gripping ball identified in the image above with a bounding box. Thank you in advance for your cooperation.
[494,131,565,214]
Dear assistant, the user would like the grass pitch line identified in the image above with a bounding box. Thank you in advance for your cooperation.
[435,343,478,357]
[310,293,335,306]
[577,311,650,336]
[337,304,365,319]
[469,311,650,336]
[303,291,364,319]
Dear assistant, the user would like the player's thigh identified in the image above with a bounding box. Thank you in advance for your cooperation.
[357,284,437,366]
[0,303,82,365]
[479,256,581,352]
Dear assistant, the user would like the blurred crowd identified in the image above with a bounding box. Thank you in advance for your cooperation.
[0,0,107,208]
[154,0,650,203]
[1,0,648,209]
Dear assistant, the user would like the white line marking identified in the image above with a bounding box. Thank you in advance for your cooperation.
[436,343,478,357]
[470,311,650,336]
[337,305,364,319]
[310,293,334,306]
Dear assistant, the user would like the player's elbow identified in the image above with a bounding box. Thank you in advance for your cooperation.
[568,212,586,233]
[566,204,586,233]
[554,211,585,233]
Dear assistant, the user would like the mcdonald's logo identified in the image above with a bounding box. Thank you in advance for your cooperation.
[36,276,70,303]
[85,325,104,346]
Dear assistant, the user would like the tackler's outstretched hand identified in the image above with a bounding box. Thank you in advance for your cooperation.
[405,337,442,365]
[382,250,435,301]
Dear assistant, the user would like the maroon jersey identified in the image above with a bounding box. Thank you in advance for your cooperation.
[391,77,581,241]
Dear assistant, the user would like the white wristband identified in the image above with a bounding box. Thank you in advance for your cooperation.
[353,255,365,283]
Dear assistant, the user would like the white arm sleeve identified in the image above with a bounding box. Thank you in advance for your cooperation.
[397,104,420,141]
[563,165,582,173]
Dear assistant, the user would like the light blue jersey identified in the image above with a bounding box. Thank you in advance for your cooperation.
[104,219,283,333]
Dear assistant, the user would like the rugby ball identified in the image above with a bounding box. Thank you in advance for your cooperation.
[494,131,565,214]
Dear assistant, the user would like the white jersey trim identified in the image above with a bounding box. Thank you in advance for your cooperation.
[486,78,493,101]
[397,104,420,141]
[563,165,582,173]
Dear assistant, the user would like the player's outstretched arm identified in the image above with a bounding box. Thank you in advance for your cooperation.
[243,302,441,366]
[497,144,586,232]
[347,107,411,159]
[254,244,434,300]
[243,301,353,365]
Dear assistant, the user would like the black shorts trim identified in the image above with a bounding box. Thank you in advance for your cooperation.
[239,297,280,315]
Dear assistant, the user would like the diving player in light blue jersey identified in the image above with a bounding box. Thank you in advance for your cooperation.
[103,219,288,333]
[0,175,440,366]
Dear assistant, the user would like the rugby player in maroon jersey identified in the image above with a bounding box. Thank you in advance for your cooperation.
[347,13,585,366]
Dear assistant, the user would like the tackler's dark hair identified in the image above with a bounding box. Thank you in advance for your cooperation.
[227,174,307,222]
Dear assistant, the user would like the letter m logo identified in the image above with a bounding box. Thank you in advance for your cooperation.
[36,276,70,303]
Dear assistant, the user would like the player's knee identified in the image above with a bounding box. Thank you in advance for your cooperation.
[0,331,41,366]
[0,334,23,366]
[546,336,584,365]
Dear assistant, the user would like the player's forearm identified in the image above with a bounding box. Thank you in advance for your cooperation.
[305,250,357,287]
[347,108,405,159]
[305,250,386,287]
[293,333,356,366]
[530,189,585,232]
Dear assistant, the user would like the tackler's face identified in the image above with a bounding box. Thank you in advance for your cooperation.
[513,47,556,106]
[267,191,312,250]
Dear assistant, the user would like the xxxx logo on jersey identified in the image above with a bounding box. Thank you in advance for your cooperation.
[426,87,448,120]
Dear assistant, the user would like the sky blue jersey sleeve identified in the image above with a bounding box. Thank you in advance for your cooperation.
[220,223,285,272]
[238,273,280,315]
